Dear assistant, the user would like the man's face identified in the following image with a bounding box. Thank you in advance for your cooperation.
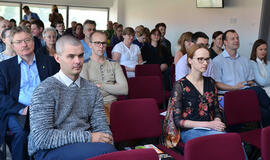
[83,24,96,38]
[31,24,42,37]
[11,32,34,57]
[23,9,30,14]
[71,22,77,29]
[56,23,65,33]
[44,31,57,46]
[0,20,11,38]
[196,37,209,47]
[158,26,166,37]
[89,33,107,57]
[224,32,240,50]
[55,44,84,79]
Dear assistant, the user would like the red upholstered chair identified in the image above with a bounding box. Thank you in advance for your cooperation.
[184,133,245,160]
[224,90,262,149]
[87,149,159,160]
[120,65,128,81]
[171,64,176,86]
[110,98,183,160]
[106,46,113,59]
[116,65,128,101]
[261,126,270,160]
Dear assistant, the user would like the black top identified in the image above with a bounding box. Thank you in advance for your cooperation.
[209,48,223,59]
[141,43,170,66]
[172,77,224,131]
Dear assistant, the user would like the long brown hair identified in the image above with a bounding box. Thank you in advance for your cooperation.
[250,39,268,64]
[178,32,193,54]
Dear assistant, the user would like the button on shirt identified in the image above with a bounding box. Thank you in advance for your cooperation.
[18,55,41,106]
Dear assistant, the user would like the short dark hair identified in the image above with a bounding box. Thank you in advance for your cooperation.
[31,20,44,29]
[155,23,166,29]
[223,29,237,41]
[23,6,29,11]
[250,39,268,64]
[191,32,209,43]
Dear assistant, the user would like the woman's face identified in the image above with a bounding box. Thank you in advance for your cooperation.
[2,30,11,46]
[256,44,267,60]
[184,40,193,52]
[188,48,210,73]
[116,27,123,37]
[213,34,223,48]
[138,34,146,43]
[44,31,57,46]
[75,25,83,35]
[123,34,134,44]
[150,31,160,43]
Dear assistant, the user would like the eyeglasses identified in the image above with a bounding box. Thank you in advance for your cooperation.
[193,57,210,64]
[12,38,32,45]
[91,41,107,46]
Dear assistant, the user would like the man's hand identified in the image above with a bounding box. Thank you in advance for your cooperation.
[21,106,29,115]
[233,81,246,90]
[96,83,102,88]
[91,132,113,144]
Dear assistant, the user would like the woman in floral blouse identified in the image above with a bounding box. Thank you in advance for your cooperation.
[172,44,225,144]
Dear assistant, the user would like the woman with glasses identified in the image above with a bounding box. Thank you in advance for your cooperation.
[171,44,225,144]
[174,32,193,64]
[250,39,270,96]
[0,28,16,62]
[112,27,143,78]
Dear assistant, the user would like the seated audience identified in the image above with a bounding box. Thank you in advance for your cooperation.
[209,31,223,59]
[174,32,193,64]
[19,20,31,30]
[175,31,214,81]
[31,20,45,53]
[112,27,143,78]
[0,26,59,160]
[213,29,270,127]
[63,21,76,36]
[55,21,65,39]
[250,39,270,96]
[155,22,172,58]
[134,25,144,40]
[133,28,147,49]
[172,44,225,144]
[81,31,128,124]
[28,35,116,160]
[0,28,16,61]
[37,27,57,57]
[74,23,84,40]
[49,5,63,27]
[110,24,123,47]
[0,19,11,52]
[10,18,17,27]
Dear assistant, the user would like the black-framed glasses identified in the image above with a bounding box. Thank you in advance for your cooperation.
[193,57,210,64]
[91,41,107,46]
[11,38,33,45]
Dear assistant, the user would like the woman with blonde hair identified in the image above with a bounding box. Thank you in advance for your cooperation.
[174,32,193,64]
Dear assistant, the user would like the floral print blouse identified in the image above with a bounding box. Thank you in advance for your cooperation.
[172,76,224,131]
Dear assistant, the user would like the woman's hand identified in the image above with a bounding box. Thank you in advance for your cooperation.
[208,120,226,131]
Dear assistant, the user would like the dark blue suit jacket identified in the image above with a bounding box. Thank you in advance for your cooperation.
[0,53,59,145]
[23,12,40,20]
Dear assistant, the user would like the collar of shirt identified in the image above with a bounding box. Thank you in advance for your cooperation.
[54,70,81,87]
[17,54,36,65]
[222,49,240,59]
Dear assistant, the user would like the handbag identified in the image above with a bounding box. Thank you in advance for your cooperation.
[163,97,180,148]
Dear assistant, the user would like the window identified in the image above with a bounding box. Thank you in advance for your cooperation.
[22,4,66,28]
[0,2,20,26]
[69,7,108,30]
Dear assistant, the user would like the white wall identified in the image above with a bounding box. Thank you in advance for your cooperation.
[116,0,262,58]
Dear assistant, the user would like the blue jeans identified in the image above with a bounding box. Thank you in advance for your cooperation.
[34,142,117,160]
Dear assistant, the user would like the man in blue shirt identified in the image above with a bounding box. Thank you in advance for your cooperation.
[213,29,270,127]
[0,26,58,160]
[23,6,40,21]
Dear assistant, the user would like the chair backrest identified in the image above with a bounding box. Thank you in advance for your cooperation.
[171,64,175,86]
[110,98,162,143]
[262,126,270,160]
[224,90,261,126]
[120,65,128,80]
[87,149,159,160]
[106,46,113,59]
[128,76,164,104]
[184,133,245,160]
[135,64,162,78]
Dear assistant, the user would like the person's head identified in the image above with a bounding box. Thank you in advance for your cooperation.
[115,24,123,37]
[31,20,44,37]
[20,20,31,29]
[155,23,166,38]
[0,20,11,38]
[89,31,107,57]
[250,39,268,64]
[71,21,77,30]
[10,19,16,27]
[55,21,65,33]
[83,20,96,39]
[150,28,161,44]
[1,27,12,47]
[123,27,135,44]
[178,32,193,54]
[223,29,239,51]
[135,25,144,38]
[136,28,148,44]
[43,27,57,46]
[191,32,209,47]
[22,6,30,14]
[107,21,113,30]
[55,35,84,80]
[187,44,210,73]
[51,5,59,13]
[211,31,223,48]
[113,22,118,31]
[0,16,4,21]
[75,23,83,35]
[9,26,34,57]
